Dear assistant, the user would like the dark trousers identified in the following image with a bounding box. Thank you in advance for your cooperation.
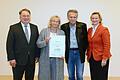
[12,57,35,80]
[89,55,109,80]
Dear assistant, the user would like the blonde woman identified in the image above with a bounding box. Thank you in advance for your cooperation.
[37,16,64,80]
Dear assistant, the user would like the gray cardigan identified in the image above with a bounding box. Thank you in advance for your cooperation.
[36,27,64,80]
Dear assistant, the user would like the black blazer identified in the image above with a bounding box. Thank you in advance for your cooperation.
[6,22,40,65]
[61,21,88,63]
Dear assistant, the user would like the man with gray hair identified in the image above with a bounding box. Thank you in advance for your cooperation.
[61,9,88,80]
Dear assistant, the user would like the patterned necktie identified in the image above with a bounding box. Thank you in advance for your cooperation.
[24,25,29,42]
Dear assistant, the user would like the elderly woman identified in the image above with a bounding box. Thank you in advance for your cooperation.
[37,16,64,80]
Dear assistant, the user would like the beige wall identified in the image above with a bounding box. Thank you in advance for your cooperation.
[0,0,120,76]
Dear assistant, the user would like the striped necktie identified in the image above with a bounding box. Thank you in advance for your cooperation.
[24,25,29,42]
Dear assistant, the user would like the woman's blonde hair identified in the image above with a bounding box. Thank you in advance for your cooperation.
[48,15,61,28]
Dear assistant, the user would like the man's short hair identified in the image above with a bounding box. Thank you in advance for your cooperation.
[19,8,31,15]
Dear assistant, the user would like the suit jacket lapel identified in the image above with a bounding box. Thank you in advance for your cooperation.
[66,23,70,47]
[29,24,33,44]
[18,22,29,43]
[76,22,82,42]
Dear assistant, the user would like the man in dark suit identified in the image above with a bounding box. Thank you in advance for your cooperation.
[6,8,40,80]
[61,9,88,80]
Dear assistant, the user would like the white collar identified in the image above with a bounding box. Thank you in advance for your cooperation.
[92,24,99,31]
[21,22,30,27]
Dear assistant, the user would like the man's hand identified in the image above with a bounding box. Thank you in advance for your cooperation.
[35,57,39,63]
[9,59,16,68]
[45,37,51,44]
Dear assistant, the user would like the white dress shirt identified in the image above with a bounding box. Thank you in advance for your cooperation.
[92,24,99,37]
[21,22,31,41]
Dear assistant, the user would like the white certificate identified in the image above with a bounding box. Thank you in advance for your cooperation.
[49,35,65,57]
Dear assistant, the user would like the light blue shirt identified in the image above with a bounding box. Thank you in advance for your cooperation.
[70,25,78,48]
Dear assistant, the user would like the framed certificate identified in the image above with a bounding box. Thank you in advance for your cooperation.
[49,35,65,57]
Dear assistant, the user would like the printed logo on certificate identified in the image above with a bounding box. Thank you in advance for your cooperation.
[49,35,65,57]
